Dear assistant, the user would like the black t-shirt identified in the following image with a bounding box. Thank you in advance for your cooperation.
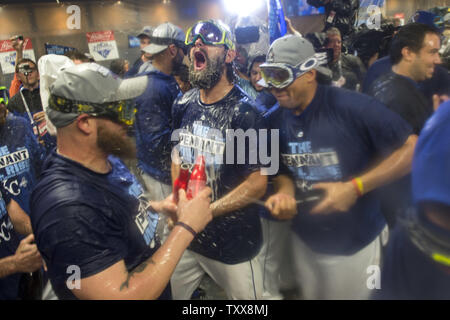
[367,71,432,135]
[30,152,170,300]
[367,72,432,224]
[172,86,265,264]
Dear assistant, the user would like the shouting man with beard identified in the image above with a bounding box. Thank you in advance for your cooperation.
[30,63,213,300]
[170,20,268,299]
[135,23,187,241]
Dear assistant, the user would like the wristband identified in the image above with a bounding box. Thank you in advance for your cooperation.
[175,221,197,238]
[351,178,364,197]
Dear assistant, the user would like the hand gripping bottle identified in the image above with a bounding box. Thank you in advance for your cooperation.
[186,155,207,200]
[173,163,190,203]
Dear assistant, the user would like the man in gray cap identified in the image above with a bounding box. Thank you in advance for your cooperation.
[261,35,417,299]
[125,25,154,77]
[30,63,213,300]
[134,22,187,242]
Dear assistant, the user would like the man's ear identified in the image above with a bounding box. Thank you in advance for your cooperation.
[168,44,178,58]
[305,69,317,83]
[76,114,95,135]
[401,46,417,63]
[225,49,236,64]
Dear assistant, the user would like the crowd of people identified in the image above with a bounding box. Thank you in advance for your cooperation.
[0,4,449,300]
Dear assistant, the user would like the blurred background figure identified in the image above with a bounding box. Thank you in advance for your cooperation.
[110,59,130,78]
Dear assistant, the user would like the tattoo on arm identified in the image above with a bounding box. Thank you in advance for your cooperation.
[119,258,155,291]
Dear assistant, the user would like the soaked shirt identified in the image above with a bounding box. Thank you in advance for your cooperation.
[367,71,432,135]
[0,114,43,215]
[362,56,450,103]
[0,114,43,300]
[172,86,265,264]
[266,85,412,254]
[135,66,181,184]
[30,153,170,300]
[0,195,21,300]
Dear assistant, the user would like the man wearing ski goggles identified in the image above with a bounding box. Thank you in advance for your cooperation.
[185,20,235,50]
[258,44,329,89]
[49,95,137,127]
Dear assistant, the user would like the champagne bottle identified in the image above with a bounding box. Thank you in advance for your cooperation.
[173,163,190,203]
[186,155,207,200]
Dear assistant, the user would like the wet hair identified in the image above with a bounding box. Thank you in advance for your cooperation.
[64,50,90,63]
[15,58,36,73]
[390,23,440,65]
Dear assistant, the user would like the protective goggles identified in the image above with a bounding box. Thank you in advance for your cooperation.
[185,20,235,50]
[260,56,321,89]
[401,208,450,268]
[0,86,9,105]
[49,95,136,126]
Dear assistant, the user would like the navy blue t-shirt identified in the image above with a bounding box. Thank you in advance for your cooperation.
[0,114,43,215]
[376,220,450,300]
[172,86,265,264]
[135,67,181,184]
[30,152,171,300]
[0,114,43,300]
[266,85,412,254]
[376,101,450,299]
[0,195,21,300]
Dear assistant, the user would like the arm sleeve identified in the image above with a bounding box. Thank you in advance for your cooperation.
[348,94,413,157]
[9,74,21,98]
[36,204,128,284]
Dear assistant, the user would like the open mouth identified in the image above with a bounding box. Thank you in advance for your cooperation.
[194,51,207,71]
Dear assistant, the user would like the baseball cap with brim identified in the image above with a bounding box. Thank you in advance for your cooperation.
[137,26,154,39]
[142,22,186,55]
[257,35,331,88]
[50,63,147,103]
[48,63,148,127]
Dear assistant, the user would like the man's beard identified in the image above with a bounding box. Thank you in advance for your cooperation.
[189,51,226,90]
[96,123,136,160]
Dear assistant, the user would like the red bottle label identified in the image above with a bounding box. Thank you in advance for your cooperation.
[186,155,207,200]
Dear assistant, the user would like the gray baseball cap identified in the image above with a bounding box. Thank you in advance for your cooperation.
[142,22,186,55]
[48,63,147,128]
[258,35,331,87]
[137,25,154,39]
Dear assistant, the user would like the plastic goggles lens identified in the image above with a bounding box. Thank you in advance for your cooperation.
[260,66,294,89]
[186,21,234,49]
[0,87,8,105]
[49,95,136,126]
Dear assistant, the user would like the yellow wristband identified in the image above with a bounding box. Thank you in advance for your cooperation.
[354,177,364,196]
